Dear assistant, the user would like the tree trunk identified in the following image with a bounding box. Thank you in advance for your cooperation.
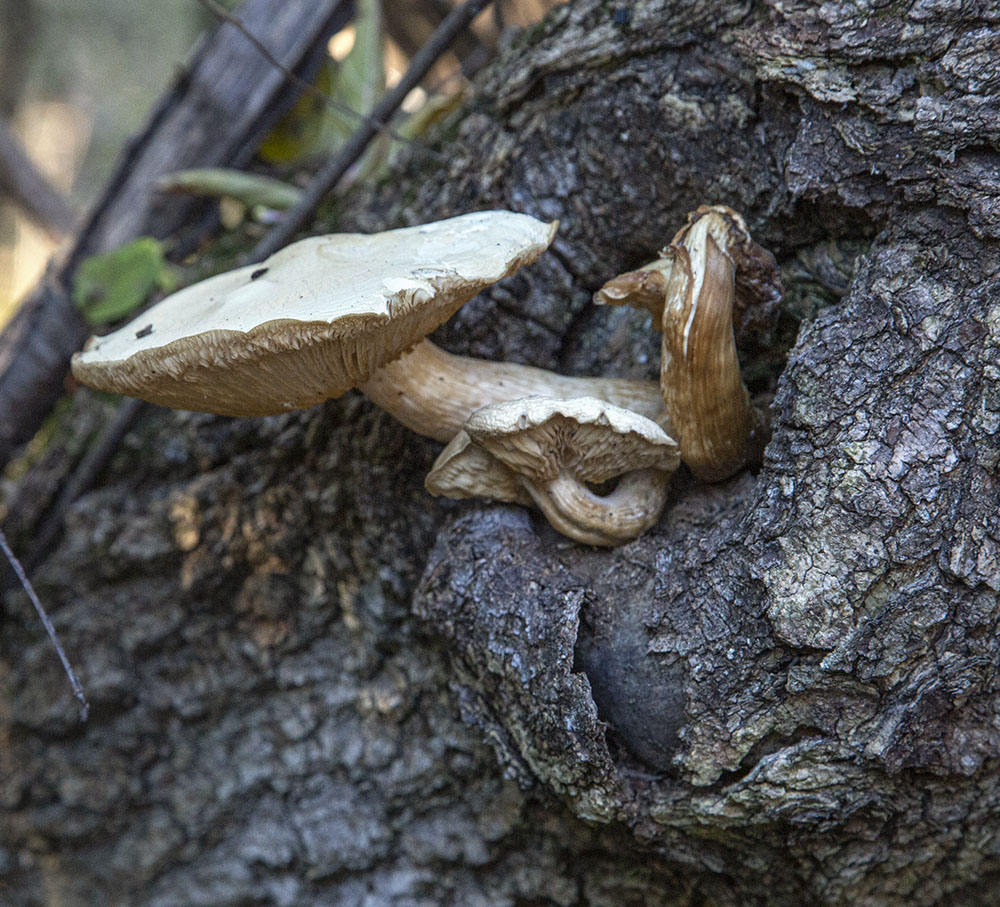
[2,1,998,905]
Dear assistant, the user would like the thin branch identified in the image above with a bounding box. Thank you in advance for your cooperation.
[0,117,76,237]
[0,527,89,721]
[383,0,486,62]
[195,0,439,156]
[250,0,494,262]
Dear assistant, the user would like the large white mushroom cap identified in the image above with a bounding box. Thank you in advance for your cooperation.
[71,211,557,416]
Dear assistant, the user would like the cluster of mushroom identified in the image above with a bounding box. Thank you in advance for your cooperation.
[72,208,780,546]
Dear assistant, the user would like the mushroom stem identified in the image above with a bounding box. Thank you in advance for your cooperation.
[596,206,780,483]
[358,339,668,443]
[662,225,768,482]
[518,469,670,547]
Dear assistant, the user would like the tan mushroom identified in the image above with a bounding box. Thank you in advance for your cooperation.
[595,205,780,481]
[426,396,680,546]
[425,431,532,507]
[593,255,673,322]
[72,211,665,441]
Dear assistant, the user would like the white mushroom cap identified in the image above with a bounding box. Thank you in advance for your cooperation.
[426,396,680,546]
[71,211,557,416]
[426,396,679,499]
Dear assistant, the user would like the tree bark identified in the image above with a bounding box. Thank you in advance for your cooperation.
[2,1,999,905]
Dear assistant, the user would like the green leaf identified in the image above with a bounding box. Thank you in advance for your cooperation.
[259,0,385,164]
[156,168,302,210]
[72,237,176,326]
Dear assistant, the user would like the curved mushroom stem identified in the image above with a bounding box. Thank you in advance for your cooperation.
[596,206,779,483]
[662,225,769,482]
[518,468,671,547]
[358,339,668,443]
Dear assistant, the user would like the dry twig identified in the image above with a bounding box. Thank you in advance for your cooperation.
[0,116,76,236]
[194,0,435,154]
[250,0,494,261]
[0,527,89,721]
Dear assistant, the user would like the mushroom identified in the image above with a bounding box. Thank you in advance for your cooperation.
[595,205,781,481]
[72,211,665,441]
[425,396,680,546]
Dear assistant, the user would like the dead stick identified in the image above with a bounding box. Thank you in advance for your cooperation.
[194,0,438,155]
[0,117,76,237]
[250,0,494,261]
[0,528,89,721]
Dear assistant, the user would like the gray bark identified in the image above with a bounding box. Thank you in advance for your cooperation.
[2,1,999,905]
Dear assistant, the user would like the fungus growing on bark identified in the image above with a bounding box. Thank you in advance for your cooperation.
[426,396,680,546]
[72,211,665,441]
[595,205,781,481]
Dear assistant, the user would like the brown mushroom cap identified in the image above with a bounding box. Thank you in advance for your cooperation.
[425,430,531,505]
[427,396,680,497]
[426,396,681,546]
[591,205,782,482]
[592,256,673,322]
[71,211,557,417]
[660,208,774,481]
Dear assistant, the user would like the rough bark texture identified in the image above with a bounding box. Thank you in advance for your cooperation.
[2,1,999,905]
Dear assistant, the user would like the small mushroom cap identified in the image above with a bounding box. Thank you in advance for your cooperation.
[71,211,557,416]
[593,205,781,346]
[425,430,532,505]
[431,396,680,497]
[592,257,672,321]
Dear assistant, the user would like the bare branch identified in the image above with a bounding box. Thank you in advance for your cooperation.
[0,116,76,237]
[250,0,494,261]
[0,527,88,721]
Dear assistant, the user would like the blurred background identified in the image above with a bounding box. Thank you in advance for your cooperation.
[0,0,557,328]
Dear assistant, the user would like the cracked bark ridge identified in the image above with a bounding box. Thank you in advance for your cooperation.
[737,2,1000,240]
[414,506,631,823]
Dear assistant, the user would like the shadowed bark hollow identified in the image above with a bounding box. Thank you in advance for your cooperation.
[2,1,999,905]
